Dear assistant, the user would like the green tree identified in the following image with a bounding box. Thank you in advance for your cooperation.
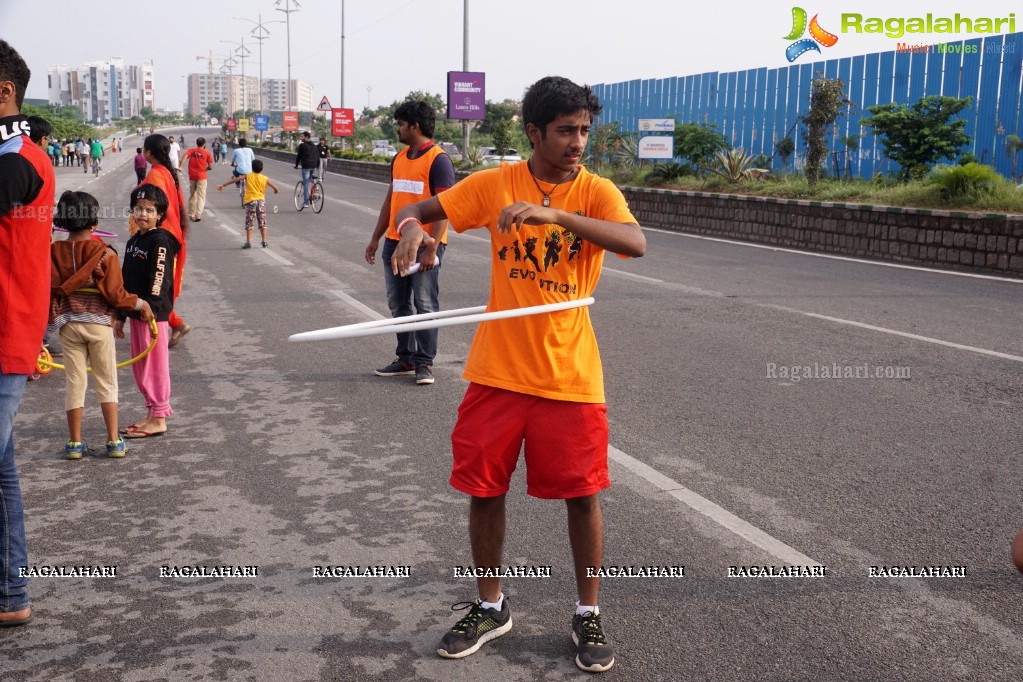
[673,123,727,174]
[21,103,92,141]
[801,74,852,186]
[479,100,518,135]
[776,136,795,173]
[859,95,972,180]
[1006,134,1023,180]
[205,102,224,120]
[491,118,513,155]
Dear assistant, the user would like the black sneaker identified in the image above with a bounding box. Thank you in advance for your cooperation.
[374,359,415,377]
[572,610,615,672]
[416,365,434,385]
[437,598,513,659]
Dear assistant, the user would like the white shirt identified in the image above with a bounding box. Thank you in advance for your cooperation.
[168,141,181,169]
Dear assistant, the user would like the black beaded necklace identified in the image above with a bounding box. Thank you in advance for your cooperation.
[526,159,576,207]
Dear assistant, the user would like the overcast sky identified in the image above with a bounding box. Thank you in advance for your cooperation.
[5,0,1020,113]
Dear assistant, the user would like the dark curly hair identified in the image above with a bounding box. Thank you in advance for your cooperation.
[0,40,31,108]
[522,77,602,148]
[394,100,436,139]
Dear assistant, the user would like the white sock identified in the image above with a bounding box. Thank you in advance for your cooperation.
[481,593,504,611]
[576,602,599,616]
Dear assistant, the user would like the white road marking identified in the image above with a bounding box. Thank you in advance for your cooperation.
[261,248,293,266]
[218,221,241,236]
[608,446,821,566]
[650,229,1023,284]
[328,289,386,320]
[763,305,1023,363]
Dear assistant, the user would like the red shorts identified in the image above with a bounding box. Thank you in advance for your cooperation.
[450,383,610,499]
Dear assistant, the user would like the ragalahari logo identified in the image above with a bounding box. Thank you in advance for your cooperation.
[784,7,838,62]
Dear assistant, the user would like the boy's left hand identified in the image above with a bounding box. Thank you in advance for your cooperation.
[498,202,559,233]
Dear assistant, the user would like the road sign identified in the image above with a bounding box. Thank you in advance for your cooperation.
[331,108,354,137]
[226,118,237,131]
[317,96,333,112]
[255,115,269,131]
[237,118,249,133]
[282,111,299,132]
[638,136,674,159]
[639,118,675,132]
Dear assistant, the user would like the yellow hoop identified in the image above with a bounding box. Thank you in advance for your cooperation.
[38,318,160,372]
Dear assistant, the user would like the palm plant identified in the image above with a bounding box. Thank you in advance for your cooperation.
[708,148,769,182]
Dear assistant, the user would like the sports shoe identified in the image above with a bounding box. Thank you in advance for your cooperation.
[106,439,127,458]
[169,323,191,348]
[241,242,252,249]
[437,598,512,659]
[416,365,434,385]
[374,359,415,377]
[572,610,615,672]
[64,441,87,460]
[261,241,269,248]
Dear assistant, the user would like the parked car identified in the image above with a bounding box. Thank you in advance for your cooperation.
[438,141,462,161]
[481,147,522,166]
[372,144,397,158]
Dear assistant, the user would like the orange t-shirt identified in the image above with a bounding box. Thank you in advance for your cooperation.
[386,143,449,244]
[438,162,637,403]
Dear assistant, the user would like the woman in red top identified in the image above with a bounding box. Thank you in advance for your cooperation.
[140,134,190,344]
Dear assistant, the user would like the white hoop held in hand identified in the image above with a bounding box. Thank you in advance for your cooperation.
[289,297,595,342]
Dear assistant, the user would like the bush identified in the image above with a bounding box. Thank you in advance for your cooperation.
[645,162,695,186]
[925,163,1003,202]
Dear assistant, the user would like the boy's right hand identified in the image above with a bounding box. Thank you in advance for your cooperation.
[114,320,125,340]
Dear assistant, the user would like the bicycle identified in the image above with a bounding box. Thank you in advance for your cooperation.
[294,173,324,213]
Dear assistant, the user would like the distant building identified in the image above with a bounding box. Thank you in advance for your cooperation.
[185,73,315,116]
[47,59,154,123]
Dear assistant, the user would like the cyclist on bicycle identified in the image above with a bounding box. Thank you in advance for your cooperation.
[294,131,319,209]
[229,138,255,204]
[89,137,104,175]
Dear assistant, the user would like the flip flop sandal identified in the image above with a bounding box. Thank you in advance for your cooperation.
[123,428,167,440]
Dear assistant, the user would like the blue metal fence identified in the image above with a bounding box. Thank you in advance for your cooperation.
[593,32,1023,179]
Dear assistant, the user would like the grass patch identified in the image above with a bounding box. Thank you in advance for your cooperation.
[639,173,1023,214]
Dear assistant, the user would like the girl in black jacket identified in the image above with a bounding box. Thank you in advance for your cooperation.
[114,184,179,439]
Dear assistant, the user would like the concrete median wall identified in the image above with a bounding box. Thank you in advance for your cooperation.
[620,187,1023,277]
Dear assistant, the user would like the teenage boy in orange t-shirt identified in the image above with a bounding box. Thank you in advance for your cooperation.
[391,76,646,674]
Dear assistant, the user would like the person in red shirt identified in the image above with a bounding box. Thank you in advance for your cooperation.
[181,137,214,222]
[0,38,55,628]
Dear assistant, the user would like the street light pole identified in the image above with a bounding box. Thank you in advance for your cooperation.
[221,39,251,115]
[275,0,301,110]
[340,0,345,108]
[462,0,470,160]
[234,14,284,114]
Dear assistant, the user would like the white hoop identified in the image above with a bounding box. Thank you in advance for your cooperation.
[289,297,595,342]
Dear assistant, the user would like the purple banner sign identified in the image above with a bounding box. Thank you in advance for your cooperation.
[447,71,486,120]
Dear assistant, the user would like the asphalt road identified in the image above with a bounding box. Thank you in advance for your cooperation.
[3,127,1022,681]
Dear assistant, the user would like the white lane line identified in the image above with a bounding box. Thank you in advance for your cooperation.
[603,268,664,284]
[218,221,241,236]
[763,305,1023,363]
[650,229,1023,284]
[261,248,293,266]
[215,219,292,264]
[608,446,822,567]
[328,289,386,320]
